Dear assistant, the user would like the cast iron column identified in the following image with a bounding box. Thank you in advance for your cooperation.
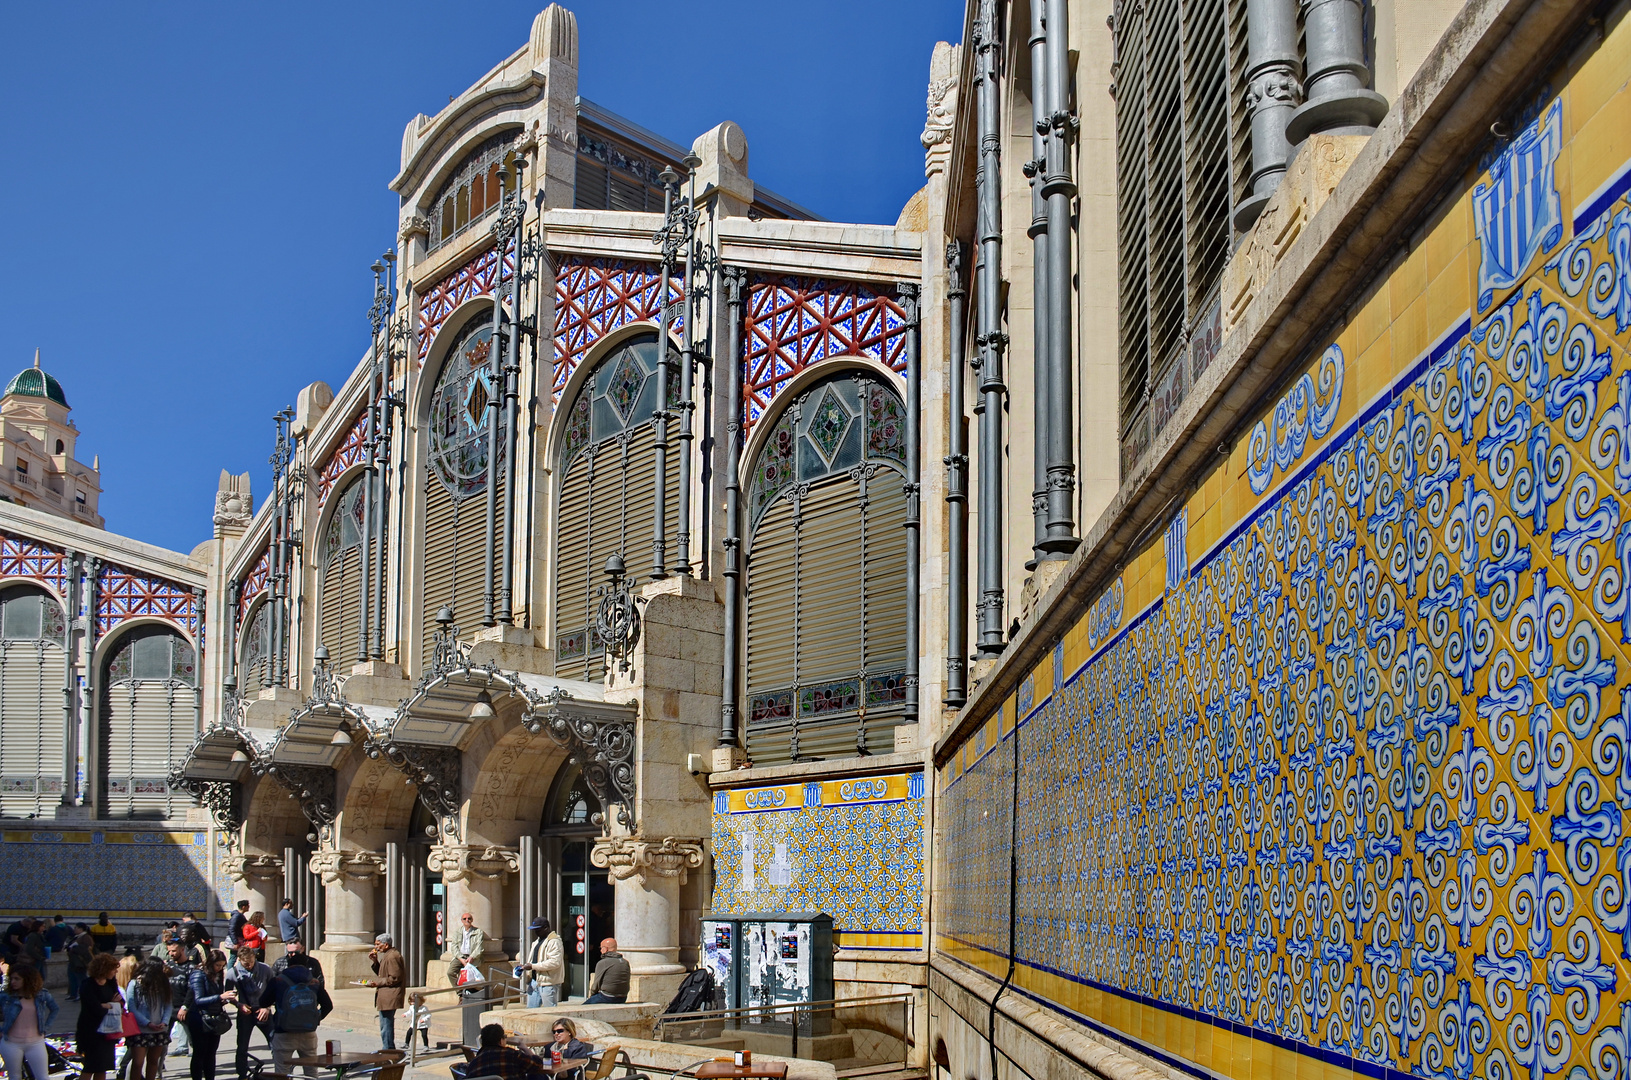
[1040,0,1079,558]
[1235,0,1302,229]
[719,266,748,748]
[899,282,921,724]
[1026,0,1050,568]
[943,242,969,707]
[651,168,680,581]
[1286,0,1388,144]
[974,0,1008,659]
[499,159,528,624]
[675,158,701,576]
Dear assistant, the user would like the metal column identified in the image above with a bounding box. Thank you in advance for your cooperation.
[973,0,1009,659]
[1286,0,1388,144]
[899,283,921,724]
[1040,0,1080,557]
[1027,0,1051,567]
[1235,0,1303,229]
[943,243,970,707]
[719,267,748,747]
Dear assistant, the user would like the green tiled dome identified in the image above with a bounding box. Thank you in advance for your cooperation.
[4,362,67,407]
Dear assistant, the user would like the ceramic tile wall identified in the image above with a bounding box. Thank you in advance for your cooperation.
[0,828,226,919]
[711,772,926,950]
[938,20,1631,1080]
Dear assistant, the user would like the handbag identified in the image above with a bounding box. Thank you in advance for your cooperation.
[203,1011,233,1035]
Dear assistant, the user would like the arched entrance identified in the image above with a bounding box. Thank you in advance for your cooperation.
[538,759,613,1000]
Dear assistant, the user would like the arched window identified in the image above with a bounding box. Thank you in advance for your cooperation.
[428,132,519,252]
[422,316,507,664]
[0,585,67,817]
[102,625,196,819]
[552,333,679,678]
[317,475,372,663]
[541,760,603,833]
[743,369,909,763]
[240,600,273,689]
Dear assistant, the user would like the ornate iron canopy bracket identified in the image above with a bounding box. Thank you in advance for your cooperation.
[528,689,637,832]
[363,734,463,841]
[253,762,338,845]
[170,775,243,839]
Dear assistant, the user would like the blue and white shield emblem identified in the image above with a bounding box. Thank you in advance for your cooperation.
[1474,100,1563,312]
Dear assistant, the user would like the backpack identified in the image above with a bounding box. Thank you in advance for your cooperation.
[279,981,321,1033]
[663,968,716,1015]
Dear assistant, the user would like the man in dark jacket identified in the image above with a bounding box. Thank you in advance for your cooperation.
[267,964,333,1077]
[271,938,326,989]
[366,933,407,1051]
[226,945,274,1080]
[228,901,250,949]
[585,938,630,1004]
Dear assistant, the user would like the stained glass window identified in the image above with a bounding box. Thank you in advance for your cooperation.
[240,600,272,689]
[742,369,910,765]
[428,317,508,503]
[552,333,680,676]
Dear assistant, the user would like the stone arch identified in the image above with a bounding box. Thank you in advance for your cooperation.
[462,710,571,847]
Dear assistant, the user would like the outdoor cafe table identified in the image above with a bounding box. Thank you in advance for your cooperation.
[694,1062,789,1080]
[288,1052,398,1077]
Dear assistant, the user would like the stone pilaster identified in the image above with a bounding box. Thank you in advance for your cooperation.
[593,835,706,1003]
[428,844,520,977]
[309,849,385,969]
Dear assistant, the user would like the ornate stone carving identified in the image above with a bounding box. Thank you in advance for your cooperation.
[308,848,386,885]
[532,690,637,831]
[223,852,284,883]
[920,43,961,179]
[214,471,252,529]
[399,215,431,242]
[590,835,706,886]
[426,844,521,883]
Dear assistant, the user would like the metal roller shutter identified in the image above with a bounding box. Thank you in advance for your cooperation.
[794,478,866,687]
[0,638,66,818]
[421,471,504,667]
[319,546,363,663]
[744,502,798,697]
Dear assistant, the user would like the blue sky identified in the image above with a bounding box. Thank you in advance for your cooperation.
[0,1,962,554]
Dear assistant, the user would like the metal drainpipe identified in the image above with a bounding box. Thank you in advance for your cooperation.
[898,282,921,725]
[943,242,969,708]
[675,165,699,577]
[1286,0,1388,144]
[974,0,1009,660]
[719,266,748,748]
[1040,0,1080,558]
[61,550,77,806]
[1234,0,1302,230]
[482,181,509,628]
[1026,0,1050,571]
[500,161,528,625]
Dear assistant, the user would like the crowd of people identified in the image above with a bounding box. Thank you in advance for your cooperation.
[0,904,332,1080]
[0,907,633,1080]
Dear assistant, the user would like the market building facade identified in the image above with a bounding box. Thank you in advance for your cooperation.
[5,0,1631,1077]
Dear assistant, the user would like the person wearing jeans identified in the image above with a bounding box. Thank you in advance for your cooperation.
[365,934,406,1051]
[0,964,60,1080]
[224,947,273,1080]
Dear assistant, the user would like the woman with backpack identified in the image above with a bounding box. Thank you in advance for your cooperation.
[185,950,236,1080]
[125,959,182,1080]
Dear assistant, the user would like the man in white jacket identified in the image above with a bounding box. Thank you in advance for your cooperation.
[518,918,565,1007]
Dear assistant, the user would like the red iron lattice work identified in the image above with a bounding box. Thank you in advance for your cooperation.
[98,564,199,636]
[315,410,368,504]
[0,531,70,598]
[741,276,908,428]
[418,242,516,356]
[236,543,271,621]
[552,256,681,402]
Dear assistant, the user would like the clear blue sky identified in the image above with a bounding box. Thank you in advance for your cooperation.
[0,1,963,554]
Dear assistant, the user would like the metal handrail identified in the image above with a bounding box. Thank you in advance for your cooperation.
[404,965,525,1070]
[653,992,913,1027]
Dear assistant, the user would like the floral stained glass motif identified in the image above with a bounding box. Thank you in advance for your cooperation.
[606,349,648,424]
[746,369,906,529]
[320,478,368,566]
[428,319,507,502]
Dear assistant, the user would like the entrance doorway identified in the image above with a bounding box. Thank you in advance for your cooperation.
[541,761,614,1001]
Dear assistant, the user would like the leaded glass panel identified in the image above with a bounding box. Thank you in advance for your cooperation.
[0,588,63,644]
[429,318,508,502]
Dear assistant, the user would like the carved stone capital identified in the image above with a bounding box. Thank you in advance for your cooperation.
[426,844,521,883]
[590,835,706,886]
[223,853,284,884]
[399,214,432,241]
[308,849,386,885]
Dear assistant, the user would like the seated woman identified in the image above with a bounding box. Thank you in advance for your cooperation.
[548,1018,595,1061]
